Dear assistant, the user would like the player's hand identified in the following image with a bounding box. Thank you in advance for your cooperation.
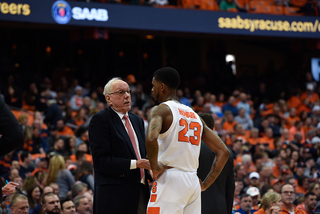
[199,179,207,192]
[152,165,167,181]
[136,159,151,170]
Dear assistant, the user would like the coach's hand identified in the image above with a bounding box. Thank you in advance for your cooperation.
[136,159,151,170]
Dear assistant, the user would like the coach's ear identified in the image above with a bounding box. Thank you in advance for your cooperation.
[105,95,112,106]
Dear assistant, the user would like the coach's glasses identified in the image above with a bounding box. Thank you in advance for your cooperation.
[109,90,131,96]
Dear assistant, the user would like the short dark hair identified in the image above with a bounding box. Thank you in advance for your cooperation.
[61,198,74,211]
[240,193,251,201]
[304,191,316,199]
[20,151,30,162]
[42,192,57,204]
[199,113,215,130]
[153,67,180,90]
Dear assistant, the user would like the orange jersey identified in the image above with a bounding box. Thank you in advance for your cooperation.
[300,92,319,103]
[222,121,237,133]
[259,136,275,150]
[58,126,74,136]
[284,116,300,130]
[248,137,262,145]
[288,96,302,109]
[280,205,306,214]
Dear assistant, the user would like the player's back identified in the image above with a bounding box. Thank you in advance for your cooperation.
[158,100,203,172]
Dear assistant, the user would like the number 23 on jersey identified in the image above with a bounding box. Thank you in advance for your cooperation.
[178,118,201,146]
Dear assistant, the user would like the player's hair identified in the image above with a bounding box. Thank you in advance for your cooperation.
[199,113,215,130]
[258,192,280,210]
[10,194,28,208]
[153,67,180,90]
[42,192,57,204]
[103,77,122,96]
[74,195,86,207]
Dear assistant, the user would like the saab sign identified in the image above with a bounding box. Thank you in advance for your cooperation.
[51,0,108,25]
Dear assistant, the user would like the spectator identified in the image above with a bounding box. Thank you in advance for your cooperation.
[69,86,84,111]
[223,96,238,116]
[209,94,223,116]
[10,194,29,214]
[296,175,309,196]
[73,107,87,128]
[297,192,317,214]
[50,138,67,157]
[49,183,60,196]
[237,93,252,116]
[61,198,76,214]
[177,89,191,107]
[222,111,238,134]
[31,158,48,176]
[246,186,260,210]
[235,108,254,131]
[235,193,256,214]
[45,155,75,199]
[83,192,93,213]
[41,192,61,214]
[253,192,282,214]
[300,84,319,104]
[289,121,305,143]
[74,195,91,214]
[309,183,320,201]
[65,135,77,156]
[31,185,54,214]
[57,119,74,138]
[279,183,304,214]
[71,182,88,199]
[75,127,89,148]
[271,179,282,193]
[19,151,34,180]
[27,185,41,213]
[219,0,238,11]
[75,161,94,191]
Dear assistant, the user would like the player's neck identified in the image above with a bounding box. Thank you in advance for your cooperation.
[161,93,177,102]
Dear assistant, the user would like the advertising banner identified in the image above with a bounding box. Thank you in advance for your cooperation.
[0,0,320,38]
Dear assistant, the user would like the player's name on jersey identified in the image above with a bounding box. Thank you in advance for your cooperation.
[178,108,197,119]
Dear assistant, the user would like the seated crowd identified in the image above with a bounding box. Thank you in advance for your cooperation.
[1,73,320,213]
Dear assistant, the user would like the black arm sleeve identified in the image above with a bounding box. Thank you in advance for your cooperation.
[0,96,24,156]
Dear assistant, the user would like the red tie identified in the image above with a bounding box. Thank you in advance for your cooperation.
[123,115,144,181]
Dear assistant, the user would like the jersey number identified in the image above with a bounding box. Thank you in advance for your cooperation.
[178,119,201,146]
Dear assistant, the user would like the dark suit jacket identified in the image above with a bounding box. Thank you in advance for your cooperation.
[0,95,24,157]
[197,144,235,214]
[89,107,149,214]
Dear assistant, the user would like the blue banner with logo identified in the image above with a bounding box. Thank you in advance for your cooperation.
[0,0,320,38]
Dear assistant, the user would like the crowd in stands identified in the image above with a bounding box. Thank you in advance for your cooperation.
[77,0,318,16]
[1,70,320,213]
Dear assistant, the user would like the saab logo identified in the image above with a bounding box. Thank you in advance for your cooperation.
[72,7,108,21]
[52,1,71,24]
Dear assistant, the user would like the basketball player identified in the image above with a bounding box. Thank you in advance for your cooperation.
[146,67,230,214]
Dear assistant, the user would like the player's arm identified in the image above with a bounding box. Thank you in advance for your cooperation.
[200,118,230,191]
[146,105,164,179]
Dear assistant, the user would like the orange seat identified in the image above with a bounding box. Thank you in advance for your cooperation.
[199,0,219,10]
[181,0,194,8]
[290,0,307,7]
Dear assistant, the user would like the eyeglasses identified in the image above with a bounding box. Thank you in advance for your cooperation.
[109,90,131,96]
[282,191,294,195]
